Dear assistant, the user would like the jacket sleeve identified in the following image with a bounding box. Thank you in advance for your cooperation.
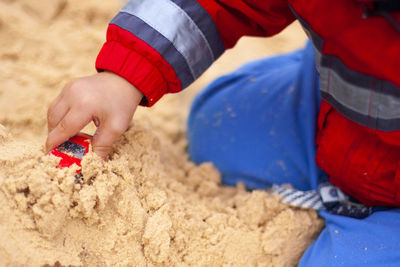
[95,0,295,106]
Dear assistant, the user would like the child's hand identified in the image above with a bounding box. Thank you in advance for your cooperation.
[46,72,143,159]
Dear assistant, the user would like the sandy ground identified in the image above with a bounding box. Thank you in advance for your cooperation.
[0,0,323,266]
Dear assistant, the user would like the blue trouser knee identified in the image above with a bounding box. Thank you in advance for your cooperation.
[188,41,323,190]
[187,41,400,266]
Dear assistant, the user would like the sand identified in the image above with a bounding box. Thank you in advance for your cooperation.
[0,0,323,266]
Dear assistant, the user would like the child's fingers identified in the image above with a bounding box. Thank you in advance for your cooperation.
[47,82,74,132]
[48,93,63,113]
[92,118,128,159]
[46,110,91,152]
[47,100,69,134]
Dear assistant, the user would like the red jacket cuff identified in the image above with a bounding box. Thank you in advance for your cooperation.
[96,40,167,107]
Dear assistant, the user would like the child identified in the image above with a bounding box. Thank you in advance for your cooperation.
[46,0,400,265]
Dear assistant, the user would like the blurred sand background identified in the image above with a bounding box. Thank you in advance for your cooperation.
[0,1,323,266]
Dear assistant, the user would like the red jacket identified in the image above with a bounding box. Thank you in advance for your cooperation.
[96,0,400,206]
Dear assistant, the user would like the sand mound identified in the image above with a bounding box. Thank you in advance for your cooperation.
[0,122,323,266]
[0,0,322,265]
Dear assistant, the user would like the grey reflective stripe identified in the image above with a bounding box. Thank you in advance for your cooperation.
[316,48,400,126]
[290,5,400,131]
[170,0,225,60]
[321,91,400,131]
[121,0,215,79]
[111,12,194,88]
[314,44,400,131]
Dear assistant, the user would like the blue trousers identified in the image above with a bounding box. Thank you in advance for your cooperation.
[187,42,400,266]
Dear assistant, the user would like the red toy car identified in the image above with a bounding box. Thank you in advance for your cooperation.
[49,133,92,173]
